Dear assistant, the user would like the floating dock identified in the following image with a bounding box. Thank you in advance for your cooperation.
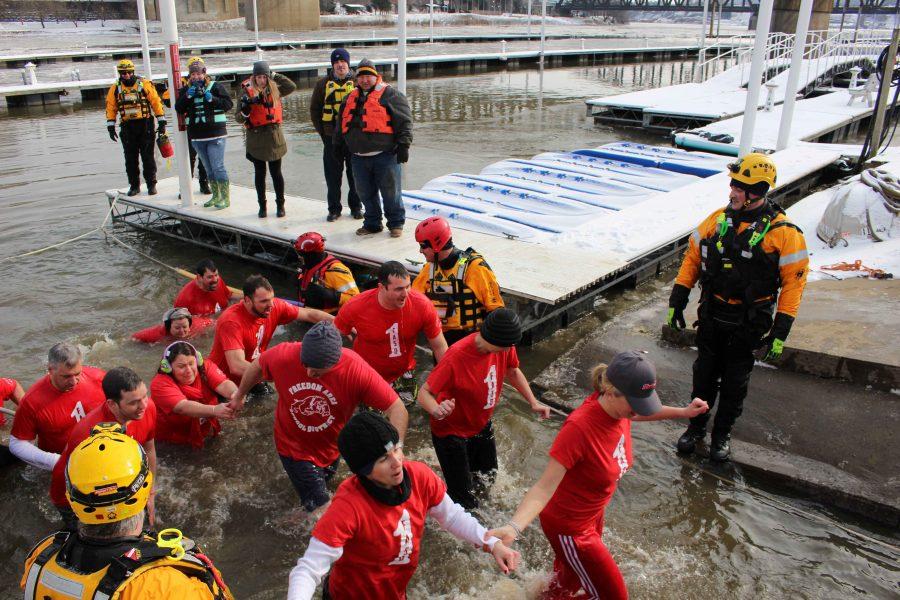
[109,143,844,343]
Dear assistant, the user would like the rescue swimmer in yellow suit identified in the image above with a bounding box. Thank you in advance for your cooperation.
[666,153,809,461]
[105,59,166,197]
[21,423,233,600]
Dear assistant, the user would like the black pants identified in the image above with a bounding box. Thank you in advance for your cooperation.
[432,421,498,510]
[247,154,284,204]
[688,312,762,441]
[322,137,361,215]
[189,142,207,185]
[120,119,156,188]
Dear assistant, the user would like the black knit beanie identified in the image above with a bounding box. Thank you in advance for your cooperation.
[480,308,522,347]
[300,322,343,369]
[252,60,271,77]
[338,412,400,475]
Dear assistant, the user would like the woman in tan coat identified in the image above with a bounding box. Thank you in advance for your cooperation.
[237,61,297,218]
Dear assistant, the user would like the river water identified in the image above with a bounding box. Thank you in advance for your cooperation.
[0,61,897,599]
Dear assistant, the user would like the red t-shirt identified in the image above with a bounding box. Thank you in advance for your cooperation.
[425,333,519,439]
[149,360,228,449]
[208,299,300,383]
[259,342,397,467]
[173,277,232,316]
[50,401,158,507]
[539,392,632,534]
[0,377,19,427]
[334,289,442,383]
[131,316,214,344]
[11,366,107,453]
[313,461,446,600]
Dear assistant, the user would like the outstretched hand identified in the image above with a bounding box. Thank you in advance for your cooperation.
[531,402,551,419]
[683,398,709,418]
[490,541,520,575]
[228,390,245,414]
[487,525,518,547]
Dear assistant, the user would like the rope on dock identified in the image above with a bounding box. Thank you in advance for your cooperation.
[0,198,118,264]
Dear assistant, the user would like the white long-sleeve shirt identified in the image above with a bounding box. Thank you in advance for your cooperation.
[9,436,59,470]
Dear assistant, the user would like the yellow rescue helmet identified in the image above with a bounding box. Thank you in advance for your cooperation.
[65,423,153,524]
[186,56,205,68]
[116,59,136,73]
[728,152,777,190]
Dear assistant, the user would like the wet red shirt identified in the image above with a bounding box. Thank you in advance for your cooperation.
[150,360,228,449]
[50,401,157,507]
[208,299,300,383]
[173,277,232,316]
[259,342,397,467]
[11,366,106,453]
[0,377,19,427]
[334,289,442,383]
[539,392,632,534]
[313,461,446,600]
[131,316,214,344]
[425,333,519,439]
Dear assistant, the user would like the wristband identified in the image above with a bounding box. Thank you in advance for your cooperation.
[507,520,523,537]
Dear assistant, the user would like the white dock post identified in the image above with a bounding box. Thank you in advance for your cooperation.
[527,0,532,37]
[699,0,709,70]
[398,0,407,94]
[24,62,37,85]
[160,0,193,208]
[252,0,262,60]
[429,1,434,44]
[737,0,775,158]
[136,0,152,78]
[539,0,547,68]
[775,0,813,150]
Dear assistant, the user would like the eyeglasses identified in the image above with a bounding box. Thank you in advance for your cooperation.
[418,242,431,250]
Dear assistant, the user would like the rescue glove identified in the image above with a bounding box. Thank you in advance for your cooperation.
[239,95,252,116]
[762,312,794,361]
[186,84,197,99]
[304,283,341,308]
[107,125,118,142]
[395,144,410,164]
[203,89,213,102]
[667,283,690,330]
[156,119,166,136]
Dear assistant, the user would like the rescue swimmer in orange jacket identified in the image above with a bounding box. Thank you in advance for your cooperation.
[22,424,233,600]
[666,153,808,461]
[294,231,359,314]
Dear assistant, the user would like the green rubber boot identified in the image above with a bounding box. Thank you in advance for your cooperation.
[214,180,230,210]
[203,180,219,208]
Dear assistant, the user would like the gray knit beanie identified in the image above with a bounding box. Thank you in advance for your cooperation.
[300,322,343,369]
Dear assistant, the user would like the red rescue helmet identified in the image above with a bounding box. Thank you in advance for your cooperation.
[294,232,326,253]
[415,217,452,251]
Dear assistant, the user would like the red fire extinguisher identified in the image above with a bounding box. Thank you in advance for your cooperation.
[157,133,174,158]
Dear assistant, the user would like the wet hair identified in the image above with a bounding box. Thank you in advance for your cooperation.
[47,342,82,369]
[243,274,273,298]
[591,363,621,396]
[195,258,217,276]
[377,261,409,286]
[79,512,143,540]
[158,341,207,382]
[102,367,143,403]
[163,307,192,334]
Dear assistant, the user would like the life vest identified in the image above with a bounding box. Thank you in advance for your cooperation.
[322,78,355,123]
[22,530,233,600]
[340,82,394,135]
[698,203,801,317]
[116,79,152,122]
[424,248,491,330]
[298,255,341,310]
[241,77,283,129]
[187,80,227,127]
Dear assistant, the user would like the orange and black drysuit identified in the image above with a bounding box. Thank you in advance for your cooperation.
[105,76,166,189]
[670,201,808,440]
[297,253,359,314]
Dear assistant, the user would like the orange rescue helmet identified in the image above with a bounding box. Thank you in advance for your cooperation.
[415,217,452,251]
[294,232,326,254]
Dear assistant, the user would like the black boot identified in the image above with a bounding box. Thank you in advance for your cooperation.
[127,185,140,196]
[199,179,212,194]
[676,425,706,454]
[147,182,157,195]
[258,200,267,218]
[275,198,286,218]
[709,434,731,462]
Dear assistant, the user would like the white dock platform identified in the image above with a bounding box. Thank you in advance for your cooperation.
[673,88,891,155]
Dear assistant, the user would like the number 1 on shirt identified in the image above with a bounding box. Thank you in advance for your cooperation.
[483,365,498,410]
[385,322,402,358]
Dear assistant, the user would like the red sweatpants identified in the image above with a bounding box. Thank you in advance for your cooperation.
[540,519,628,600]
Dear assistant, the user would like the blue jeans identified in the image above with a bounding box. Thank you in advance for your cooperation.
[279,455,339,512]
[191,137,228,182]
[351,152,404,230]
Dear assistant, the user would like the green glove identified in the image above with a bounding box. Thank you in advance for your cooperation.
[667,307,686,329]
[765,338,784,360]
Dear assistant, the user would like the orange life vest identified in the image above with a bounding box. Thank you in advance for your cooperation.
[241,78,283,129]
[340,82,394,135]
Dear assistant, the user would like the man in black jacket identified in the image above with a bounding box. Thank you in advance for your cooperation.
[333,59,413,238]
[310,48,362,222]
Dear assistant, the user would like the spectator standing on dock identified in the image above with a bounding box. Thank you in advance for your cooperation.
[334,261,448,404]
[173,258,240,316]
[105,59,166,197]
[175,58,233,210]
[294,232,359,314]
[237,61,297,219]
[310,48,362,222]
[160,56,211,195]
[417,309,549,509]
[333,59,412,238]
[667,153,808,461]
[231,322,408,514]
[488,352,708,600]
[412,217,504,346]
[9,343,105,471]
[208,275,334,385]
